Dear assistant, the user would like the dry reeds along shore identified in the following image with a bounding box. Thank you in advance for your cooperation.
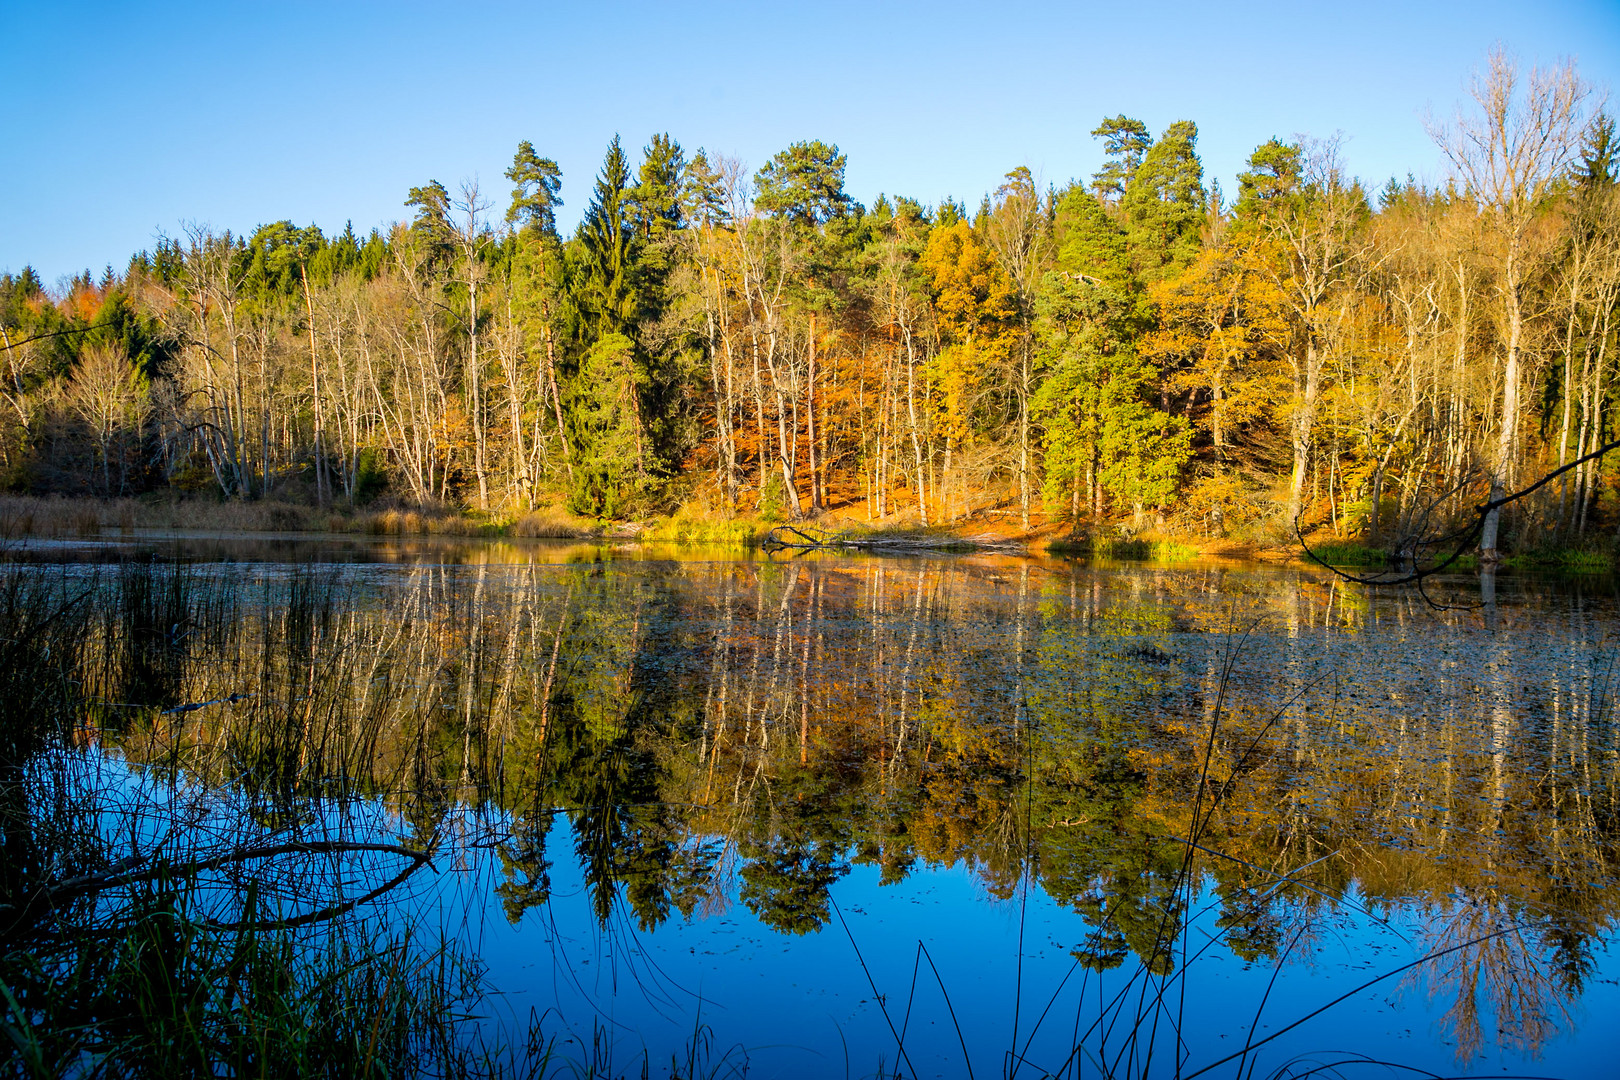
[0,492,609,539]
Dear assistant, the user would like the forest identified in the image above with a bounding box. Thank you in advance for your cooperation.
[2,52,1616,555]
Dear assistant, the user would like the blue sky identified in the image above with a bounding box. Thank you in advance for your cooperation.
[3,0,1617,285]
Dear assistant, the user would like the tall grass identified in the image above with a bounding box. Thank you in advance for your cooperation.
[1300,540,1388,566]
[1503,546,1615,572]
[0,561,560,1079]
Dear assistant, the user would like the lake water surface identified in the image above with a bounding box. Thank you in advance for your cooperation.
[16,534,1620,1078]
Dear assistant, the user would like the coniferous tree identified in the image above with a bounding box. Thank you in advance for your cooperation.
[1124,120,1207,281]
[576,137,637,339]
[505,140,564,236]
[754,141,854,227]
[1091,116,1152,207]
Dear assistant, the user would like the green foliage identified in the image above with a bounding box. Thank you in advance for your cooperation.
[505,139,564,236]
[1034,274,1189,519]
[1502,547,1615,571]
[738,833,848,934]
[641,513,763,545]
[754,140,854,226]
[1054,186,1130,289]
[352,447,387,503]
[1305,540,1388,566]
[1090,115,1152,205]
[567,333,650,517]
[681,148,728,226]
[404,178,453,238]
[1575,113,1616,188]
[631,133,687,244]
[1234,137,1304,214]
[1123,120,1206,281]
[575,137,638,339]
[1050,536,1199,559]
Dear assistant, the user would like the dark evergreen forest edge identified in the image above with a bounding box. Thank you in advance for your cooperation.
[4,50,1617,562]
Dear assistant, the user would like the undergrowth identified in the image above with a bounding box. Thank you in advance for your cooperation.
[1301,540,1388,566]
[1503,547,1615,571]
[1049,536,1201,560]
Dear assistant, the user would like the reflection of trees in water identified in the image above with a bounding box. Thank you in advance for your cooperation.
[98,557,1620,1058]
[1413,890,1574,1061]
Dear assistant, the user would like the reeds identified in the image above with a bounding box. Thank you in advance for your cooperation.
[1297,539,1388,566]
[0,560,560,1079]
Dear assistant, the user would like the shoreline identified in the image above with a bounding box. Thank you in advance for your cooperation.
[1,493,1613,571]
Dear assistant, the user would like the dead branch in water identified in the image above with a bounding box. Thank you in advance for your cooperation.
[10,840,438,936]
[761,524,1029,555]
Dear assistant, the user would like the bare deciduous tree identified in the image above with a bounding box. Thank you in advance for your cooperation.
[1429,47,1593,559]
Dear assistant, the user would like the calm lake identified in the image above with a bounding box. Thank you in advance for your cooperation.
[15,535,1620,1078]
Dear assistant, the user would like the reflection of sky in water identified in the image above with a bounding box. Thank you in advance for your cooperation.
[30,536,1620,1075]
[430,818,1620,1077]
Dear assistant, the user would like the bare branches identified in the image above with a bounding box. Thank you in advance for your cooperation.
[0,321,118,353]
[43,839,433,905]
[1298,435,1620,587]
[1429,47,1593,225]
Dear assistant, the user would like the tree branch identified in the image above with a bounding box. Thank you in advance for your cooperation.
[1297,437,1620,587]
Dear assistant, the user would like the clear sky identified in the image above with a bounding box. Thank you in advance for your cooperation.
[3,0,1617,285]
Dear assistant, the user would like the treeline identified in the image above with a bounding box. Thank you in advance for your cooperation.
[2,52,1616,548]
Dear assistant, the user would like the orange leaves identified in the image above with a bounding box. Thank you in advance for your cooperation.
[1142,244,1291,456]
[922,222,1018,346]
[920,223,1021,452]
[1146,245,1289,377]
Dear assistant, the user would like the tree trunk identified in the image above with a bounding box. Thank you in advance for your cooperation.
[806,314,821,513]
[300,263,327,506]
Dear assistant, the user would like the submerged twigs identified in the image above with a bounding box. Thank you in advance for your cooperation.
[205,853,433,932]
[761,523,1028,555]
[41,839,435,906]
[162,692,254,714]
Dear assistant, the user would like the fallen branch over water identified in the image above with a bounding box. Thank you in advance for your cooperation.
[761,524,1028,554]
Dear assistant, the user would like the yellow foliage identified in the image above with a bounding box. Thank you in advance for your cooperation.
[922,222,1018,344]
[921,223,1019,451]
[1143,245,1290,454]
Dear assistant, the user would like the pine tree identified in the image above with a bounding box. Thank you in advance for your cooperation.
[1090,116,1152,206]
[1034,273,1187,523]
[505,140,564,237]
[1054,186,1130,289]
[754,141,854,226]
[1124,121,1207,282]
[569,333,648,516]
